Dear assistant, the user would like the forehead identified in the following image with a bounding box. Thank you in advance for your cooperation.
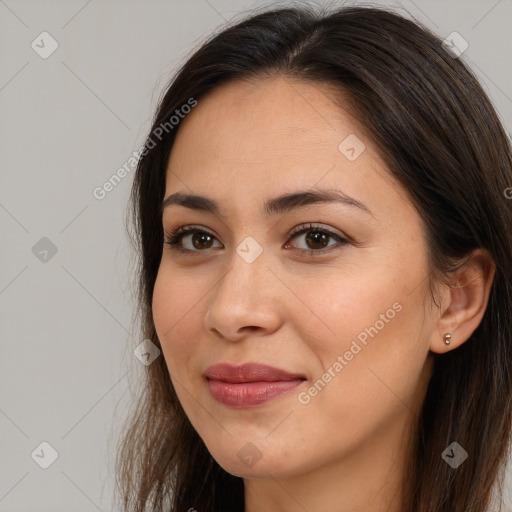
[165,76,410,218]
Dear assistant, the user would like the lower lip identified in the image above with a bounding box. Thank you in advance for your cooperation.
[207,378,305,407]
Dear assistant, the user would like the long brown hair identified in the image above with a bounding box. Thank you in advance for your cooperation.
[115,4,512,511]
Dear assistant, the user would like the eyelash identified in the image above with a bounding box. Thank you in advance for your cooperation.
[163,223,350,256]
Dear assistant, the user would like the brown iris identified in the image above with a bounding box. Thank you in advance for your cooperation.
[305,230,329,250]
[192,233,214,249]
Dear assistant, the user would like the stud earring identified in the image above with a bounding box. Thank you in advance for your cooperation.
[443,333,452,345]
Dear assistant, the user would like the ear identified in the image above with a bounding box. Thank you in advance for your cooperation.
[430,248,496,354]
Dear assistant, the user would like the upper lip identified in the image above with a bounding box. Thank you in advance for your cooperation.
[204,363,306,383]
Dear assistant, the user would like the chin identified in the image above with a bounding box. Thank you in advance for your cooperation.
[207,441,302,480]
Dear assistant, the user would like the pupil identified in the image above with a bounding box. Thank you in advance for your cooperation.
[306,231,328,249]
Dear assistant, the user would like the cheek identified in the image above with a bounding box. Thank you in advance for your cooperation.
[152,269,204,372]
[291,266,429,412]
[152,269,224,442]
[288,267,403,355]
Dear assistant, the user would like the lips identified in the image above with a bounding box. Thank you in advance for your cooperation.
[204,362,306,408]
[204,362,305,383]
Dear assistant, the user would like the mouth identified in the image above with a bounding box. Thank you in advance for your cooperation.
[204,362,306,408]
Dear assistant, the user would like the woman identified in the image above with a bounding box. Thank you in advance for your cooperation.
[115,4,512,511]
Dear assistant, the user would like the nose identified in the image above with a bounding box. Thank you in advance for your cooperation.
[203,248,282,342]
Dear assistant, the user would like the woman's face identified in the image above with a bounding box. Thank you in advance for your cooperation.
[152,76,437,481]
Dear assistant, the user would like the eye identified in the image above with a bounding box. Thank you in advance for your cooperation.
[284,223,350,255]
[163,222,350,256]
[164,225,222,253]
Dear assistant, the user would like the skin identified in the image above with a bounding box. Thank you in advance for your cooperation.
[152,76,495,512]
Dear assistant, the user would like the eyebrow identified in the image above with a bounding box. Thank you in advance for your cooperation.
[161,188,374,217]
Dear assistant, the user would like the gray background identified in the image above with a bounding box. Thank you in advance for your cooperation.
[0,0,511,510]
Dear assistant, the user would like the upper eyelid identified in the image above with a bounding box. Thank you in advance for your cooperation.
[166,222,343,237]
[288,222,345,237]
